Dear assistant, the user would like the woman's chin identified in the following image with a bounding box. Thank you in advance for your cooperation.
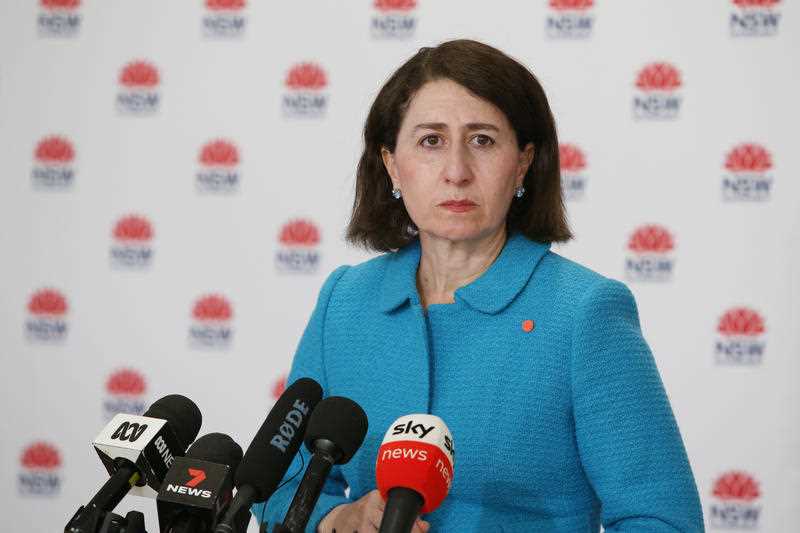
[419,223,502,244]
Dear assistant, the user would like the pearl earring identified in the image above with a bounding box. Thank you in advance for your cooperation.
[514,185,525,198]
[392,188,402,200]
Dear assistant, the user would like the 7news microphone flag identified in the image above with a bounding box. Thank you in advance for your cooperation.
[157,432,243,533]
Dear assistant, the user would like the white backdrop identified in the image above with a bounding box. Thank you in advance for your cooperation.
[0,0,798,531]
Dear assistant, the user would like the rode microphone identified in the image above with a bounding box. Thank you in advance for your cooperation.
[376,414,455,533]
[65,394,202,533]
[274,396,368,533]
[214,377,323,533]
[157,433,243,533]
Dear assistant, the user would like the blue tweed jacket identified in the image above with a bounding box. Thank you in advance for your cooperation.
[254,233,704,532]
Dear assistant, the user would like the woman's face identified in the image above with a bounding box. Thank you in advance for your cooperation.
[382,78,534,245]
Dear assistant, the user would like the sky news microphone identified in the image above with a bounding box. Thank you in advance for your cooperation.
[376,414,455,533]
[274,396,368,533]
[157,432,243,533]
[214,377,323,533]
[65,394,202,533]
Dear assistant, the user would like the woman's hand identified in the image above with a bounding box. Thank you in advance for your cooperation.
[317,489,430,533]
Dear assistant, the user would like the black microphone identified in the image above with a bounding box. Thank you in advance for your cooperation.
[157,433,243,533]
[214,377,323,533]
[65,394,202,533]
[275,396,368,533]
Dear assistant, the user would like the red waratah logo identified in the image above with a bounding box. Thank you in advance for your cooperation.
[559,144,587,172]
[733,0,779,7]
[549,0,593,10]
[272,376,287,399]
[106,369,146,396]
[725,144,772,172]
[35,136,74,164]
[374,0,416,11]
[28,289,67,317]
[193,295,233,322]
[718,308,765,336]
[206,0,245,10]
[285,63,327,91]
[627,225,674,253]
[636,63,682,92]
[200,140,239,167]
[280,219,321,246]
[21,443,61,470]
[41,0,80,9]
[713,472,760,502]
[113,215,153,243]
[119,61,159,88]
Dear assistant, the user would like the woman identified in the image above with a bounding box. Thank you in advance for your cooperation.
[255,40,704,532]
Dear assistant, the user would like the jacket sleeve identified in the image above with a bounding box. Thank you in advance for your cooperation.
[252,265,352,533]
[570,278,705,532]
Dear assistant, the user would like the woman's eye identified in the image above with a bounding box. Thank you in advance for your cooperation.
[471,134,494,146]
[421,135,442,147]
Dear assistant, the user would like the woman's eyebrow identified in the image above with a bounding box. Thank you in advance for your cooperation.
[412,122,500,132]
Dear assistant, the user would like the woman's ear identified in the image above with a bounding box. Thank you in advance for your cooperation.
[381,147,399,189]
[517,143,535,187]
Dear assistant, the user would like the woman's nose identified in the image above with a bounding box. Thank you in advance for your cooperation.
[443,143,473,185]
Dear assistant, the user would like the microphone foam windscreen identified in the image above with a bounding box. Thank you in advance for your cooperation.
[186,433,244,471]
[235,377,323,502]
[304,396,368,465]
[144,394,203,453]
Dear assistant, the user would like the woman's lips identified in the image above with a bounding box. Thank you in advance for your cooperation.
[439,200,477,212]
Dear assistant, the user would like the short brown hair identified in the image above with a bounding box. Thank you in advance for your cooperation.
[346,39,572,252]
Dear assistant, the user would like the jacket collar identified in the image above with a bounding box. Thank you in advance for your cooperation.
[379,233,551,315]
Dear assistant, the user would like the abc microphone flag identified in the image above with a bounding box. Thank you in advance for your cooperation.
[65,395,202,533]
[376,414,455,533]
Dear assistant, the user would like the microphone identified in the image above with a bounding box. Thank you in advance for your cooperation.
[275,396,368,533]
[156,433,243,533]
[214,377,323,533]
[376,414,455,533]
[65,394,202,533]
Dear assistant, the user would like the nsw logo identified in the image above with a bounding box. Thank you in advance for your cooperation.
[103,369,147,421]
[282,63,328,119]
[632,63,682,120]
[546,0,594,39]
[196,139,241,194]
[116,60,161,115]
[275,219,321,274]
[32,135,75,190]
[722,143,773,202]
[714,308,766,365]
[18,442,61,497]
[559,143,587,200]
[710,471,761,528]
[110,214,154,269]
[371,0,417,40]
[26,288,68,343]
[203,0,247,39]
[38,0,81,38]
[624,225,675,282]
[730,0,780,37]
[189,294,234,350]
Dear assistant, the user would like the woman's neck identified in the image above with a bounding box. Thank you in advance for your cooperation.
[416,228,507,308]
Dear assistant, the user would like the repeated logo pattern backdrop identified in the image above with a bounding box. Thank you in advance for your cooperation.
[0,1,798,531]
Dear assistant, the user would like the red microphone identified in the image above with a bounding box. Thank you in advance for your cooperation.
[375,414,455,533]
